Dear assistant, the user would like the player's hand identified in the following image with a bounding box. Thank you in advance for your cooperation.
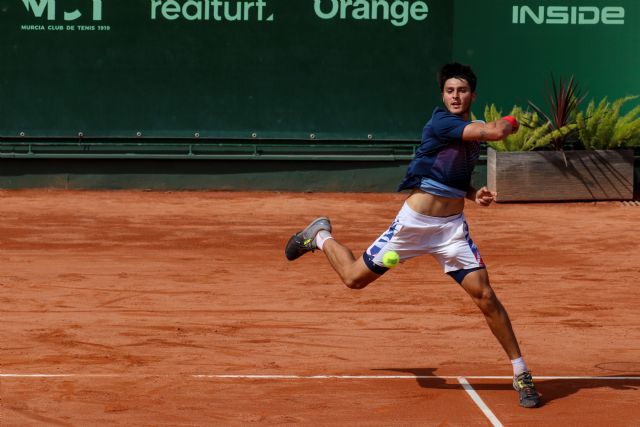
[501,115,519,134]
[475,186,496,206]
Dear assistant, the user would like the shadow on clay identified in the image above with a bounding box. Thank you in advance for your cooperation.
[373,367,640,407]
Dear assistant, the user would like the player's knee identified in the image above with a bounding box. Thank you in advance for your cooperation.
[343,276,371,290]
[476,288,498,313]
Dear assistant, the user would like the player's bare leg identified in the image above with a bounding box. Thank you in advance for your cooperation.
[285,217,380,289]
[321,238,380,289]
[460,268,540,407]
[459,268,521,358]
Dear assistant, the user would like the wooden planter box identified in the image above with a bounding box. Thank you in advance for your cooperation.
[487,147,634,202]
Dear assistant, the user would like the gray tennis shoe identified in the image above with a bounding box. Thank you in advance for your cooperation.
[513,371,541,408]
[285,217,332,261]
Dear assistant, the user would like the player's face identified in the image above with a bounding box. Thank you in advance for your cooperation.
[442,78,476,116]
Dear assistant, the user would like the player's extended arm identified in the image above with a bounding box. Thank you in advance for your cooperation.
[462,116,519,142]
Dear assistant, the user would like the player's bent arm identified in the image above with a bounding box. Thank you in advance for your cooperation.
[462,118,516,142]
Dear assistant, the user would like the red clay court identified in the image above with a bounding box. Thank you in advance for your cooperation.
[1,190,639,426]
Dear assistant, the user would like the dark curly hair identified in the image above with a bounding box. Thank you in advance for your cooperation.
[438,63,477,93]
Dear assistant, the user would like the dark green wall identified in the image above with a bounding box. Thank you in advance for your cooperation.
[0,158,413,192]
[2,154,640,195]
[3,0,638,141]
[0,0,453,140]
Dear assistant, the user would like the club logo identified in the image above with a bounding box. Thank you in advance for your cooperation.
[21,0,103,21]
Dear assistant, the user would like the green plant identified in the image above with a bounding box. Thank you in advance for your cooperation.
[482,104,577,152]
[527,75,586,150]
[576,96,640,149]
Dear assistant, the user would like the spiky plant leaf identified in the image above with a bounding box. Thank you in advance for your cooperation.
[528,75,584,150]
[576,95,640,149]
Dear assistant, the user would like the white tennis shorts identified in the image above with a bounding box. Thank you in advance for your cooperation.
[363,202,485,274]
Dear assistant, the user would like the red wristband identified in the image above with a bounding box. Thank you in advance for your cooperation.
[501,115,519,130]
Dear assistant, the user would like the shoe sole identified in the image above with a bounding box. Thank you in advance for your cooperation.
[285,234,305,261]
[520,399,540,408]
[284,217,331,261]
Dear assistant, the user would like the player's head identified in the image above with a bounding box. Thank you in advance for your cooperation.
[438,63,477,116]
[438,63,477,93]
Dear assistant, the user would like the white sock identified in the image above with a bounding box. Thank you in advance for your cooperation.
[511,357,529,376]
[314,230,333,251]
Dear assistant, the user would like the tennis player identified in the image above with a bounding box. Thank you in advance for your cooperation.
[285,63,540,408]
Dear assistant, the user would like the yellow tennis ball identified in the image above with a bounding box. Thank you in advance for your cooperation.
[382,250,400,268]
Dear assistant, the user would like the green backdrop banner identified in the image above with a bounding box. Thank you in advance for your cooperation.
[1,0,638,140]
[453,0,640,116]
[0,0,453,139]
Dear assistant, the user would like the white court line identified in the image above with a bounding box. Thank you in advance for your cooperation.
[458,377,503,427]
[192,374,640,380]
[4,373,637,426]
[1,374,118,378]
[2,373,639,380]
